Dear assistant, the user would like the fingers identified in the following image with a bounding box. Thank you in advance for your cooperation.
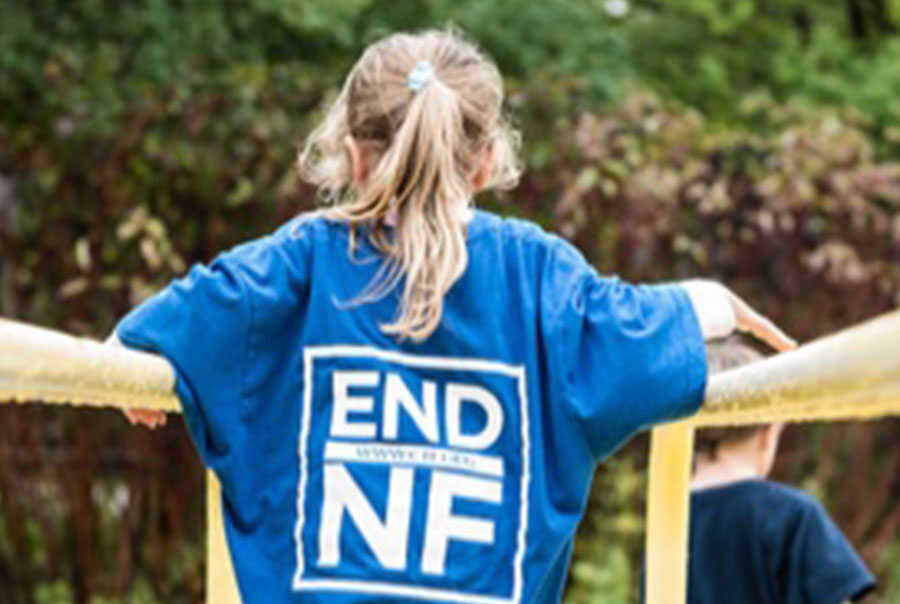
[728,292,798,352]
[112,338,168,429]
[124,408,167,429]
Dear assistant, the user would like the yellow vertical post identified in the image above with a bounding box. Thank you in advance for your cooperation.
[644,422,694,604]
[207,471,243,604]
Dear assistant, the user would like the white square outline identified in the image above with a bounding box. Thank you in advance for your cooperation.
[292,345,530,604]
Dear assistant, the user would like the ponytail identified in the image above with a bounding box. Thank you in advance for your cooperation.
[299,30,521,340]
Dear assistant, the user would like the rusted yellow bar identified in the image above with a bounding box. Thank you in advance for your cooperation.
[644,422,694,604]
[0,318,241,603]
[698,309,900,426]
[0,318,178,411]
[207,472,242,604]
[5,310,898,428]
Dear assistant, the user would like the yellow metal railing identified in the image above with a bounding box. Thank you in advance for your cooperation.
[646,310,900,604]
[0,318,242,603]
[2,310,900,604]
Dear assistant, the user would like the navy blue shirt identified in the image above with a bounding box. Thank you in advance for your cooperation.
[116,210,707,604]
[687,480,875,604]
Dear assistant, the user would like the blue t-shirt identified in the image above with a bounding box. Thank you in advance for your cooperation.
[687,480,875,604]
[115,210,706,604]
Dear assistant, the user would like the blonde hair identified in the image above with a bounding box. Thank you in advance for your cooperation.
[299,29,521,340]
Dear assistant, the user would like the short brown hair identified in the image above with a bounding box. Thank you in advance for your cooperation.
[695,338,766,459]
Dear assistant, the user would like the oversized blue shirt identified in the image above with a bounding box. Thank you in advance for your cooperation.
[116,210,707,604]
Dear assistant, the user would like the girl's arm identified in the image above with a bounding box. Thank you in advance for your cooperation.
[115,279,794,430]
[681,279,796,351]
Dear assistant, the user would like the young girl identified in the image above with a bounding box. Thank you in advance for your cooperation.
[116,30,793,604]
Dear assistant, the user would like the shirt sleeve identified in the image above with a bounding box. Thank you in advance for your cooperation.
[680,279,737,340]
[114,255,251,472]
[791,500,876,604]
[542,239,708,459]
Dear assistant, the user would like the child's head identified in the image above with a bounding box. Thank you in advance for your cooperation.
[300,29,521,341]
[695,340,784,478]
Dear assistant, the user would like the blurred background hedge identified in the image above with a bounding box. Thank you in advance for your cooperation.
[1,1,900,602]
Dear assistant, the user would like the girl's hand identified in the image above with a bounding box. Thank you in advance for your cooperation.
[105,332,168,428]
[727,290,797,352]
[124,408,167,429]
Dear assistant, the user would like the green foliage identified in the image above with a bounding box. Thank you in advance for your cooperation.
[567,543,632,604]
[620,1,900,156]
[877,542,900,603]
[34,581,74,604]
[32,577,164,604]
[567,454,647,604]
[387,0,629,100]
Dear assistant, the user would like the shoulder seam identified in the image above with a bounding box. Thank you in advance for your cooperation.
[218,257,256,420]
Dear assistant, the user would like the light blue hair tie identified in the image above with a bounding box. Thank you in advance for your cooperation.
[407,61,435,92]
